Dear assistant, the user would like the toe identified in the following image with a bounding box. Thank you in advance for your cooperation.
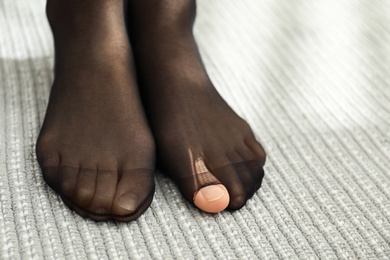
[212,162,248,210]
[233,161,256,199]
[38,152,61,190]
[245,138,266,165]
[246,160,265,195]
[71,167,97,210]
[87,168,118,221]
[193,184,229,213]
[41,166,60,191]
[237,146,266,197]
[229,195,247,210]
[58,166,80,198]
[172,156,228,213]
[111,168,154,221]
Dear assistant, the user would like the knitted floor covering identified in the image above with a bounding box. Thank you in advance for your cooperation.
[1,0,390,259]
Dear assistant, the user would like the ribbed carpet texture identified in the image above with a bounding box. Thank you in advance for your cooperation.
[1,0,390,259]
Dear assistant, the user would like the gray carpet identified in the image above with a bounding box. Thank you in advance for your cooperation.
[1,0,390,259]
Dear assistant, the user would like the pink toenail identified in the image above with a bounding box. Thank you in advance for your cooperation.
[200,185,225,202]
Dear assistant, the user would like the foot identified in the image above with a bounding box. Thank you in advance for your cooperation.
[36,0,155,221]
[128,0,266,213]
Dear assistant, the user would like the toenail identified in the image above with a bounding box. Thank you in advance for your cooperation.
[199,185,225,202]
[118,193,138,212]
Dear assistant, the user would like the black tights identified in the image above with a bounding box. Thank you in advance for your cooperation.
[36,0,266,221]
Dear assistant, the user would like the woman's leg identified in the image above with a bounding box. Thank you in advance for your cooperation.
[127,0,266,213]
[36,0,155,221]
